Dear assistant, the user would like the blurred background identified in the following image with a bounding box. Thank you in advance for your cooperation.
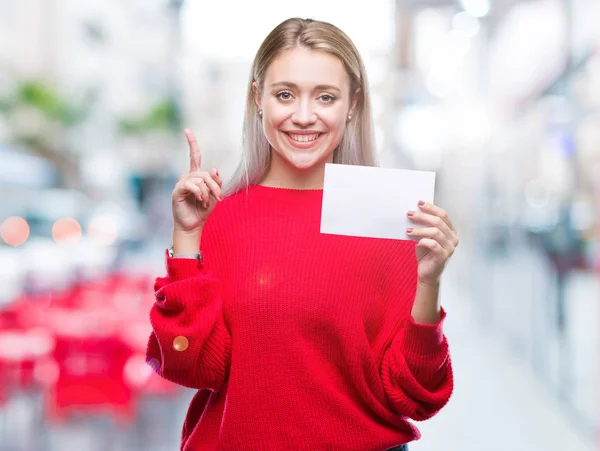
[0,0,598,450]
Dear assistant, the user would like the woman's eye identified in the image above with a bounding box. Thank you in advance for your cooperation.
[320,94,336,103]
[276,91,292,100]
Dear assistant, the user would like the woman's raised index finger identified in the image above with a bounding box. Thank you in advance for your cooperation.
[185,128,201,172]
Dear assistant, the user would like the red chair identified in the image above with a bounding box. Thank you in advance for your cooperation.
[44,308,136,426]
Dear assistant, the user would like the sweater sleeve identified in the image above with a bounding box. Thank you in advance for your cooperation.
[380,308,453,421]
[379,243,453,421]
[146,249,232,391]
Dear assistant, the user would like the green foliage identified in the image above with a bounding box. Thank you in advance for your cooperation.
[0,80,86,125]
[0,80,180,135]
[119,97,180,134]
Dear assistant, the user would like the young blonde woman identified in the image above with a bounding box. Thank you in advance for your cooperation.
[147,17,459,451]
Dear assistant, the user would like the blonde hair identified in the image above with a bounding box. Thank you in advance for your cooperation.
[225,17,377,195]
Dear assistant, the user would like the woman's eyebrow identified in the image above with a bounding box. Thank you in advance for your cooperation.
[270,81,342,94]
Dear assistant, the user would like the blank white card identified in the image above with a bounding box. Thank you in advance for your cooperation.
[320,163,436,240]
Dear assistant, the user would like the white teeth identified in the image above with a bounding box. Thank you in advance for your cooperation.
[288,133,320,142]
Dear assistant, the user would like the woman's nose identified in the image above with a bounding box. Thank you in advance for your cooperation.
[291,100,317,125]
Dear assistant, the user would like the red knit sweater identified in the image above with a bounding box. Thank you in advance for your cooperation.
[146,185,453,451]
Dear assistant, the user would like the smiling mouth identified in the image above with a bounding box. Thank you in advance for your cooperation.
[285,132,323,143]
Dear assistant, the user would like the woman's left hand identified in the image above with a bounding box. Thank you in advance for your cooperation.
[406,201,459,286]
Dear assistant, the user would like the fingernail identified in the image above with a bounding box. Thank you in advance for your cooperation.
[406,228,413,233]
[418,201,425,206]
[215,169,219,176]
[407,211,414,217]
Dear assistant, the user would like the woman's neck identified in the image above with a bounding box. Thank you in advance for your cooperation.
[260,152,330,189]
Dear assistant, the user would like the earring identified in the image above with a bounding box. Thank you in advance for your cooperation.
[347,114,352,121]
[258,110,263,117]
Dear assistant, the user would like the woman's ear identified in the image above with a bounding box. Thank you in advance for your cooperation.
[253,81,262,110]
[349,87,361,118]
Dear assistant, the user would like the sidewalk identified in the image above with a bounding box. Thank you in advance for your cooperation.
[410,263,595,451]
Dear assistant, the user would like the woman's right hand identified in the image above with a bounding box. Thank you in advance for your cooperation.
[172,128,223,234]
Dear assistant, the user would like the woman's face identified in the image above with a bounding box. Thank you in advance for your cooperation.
[255,46,357,172]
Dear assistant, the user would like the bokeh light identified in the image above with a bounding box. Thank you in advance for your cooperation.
[52,218,82,243]
[459,0,490,18]
[87,216,118,246]
[124,354,154,388]
[0,216,30,246]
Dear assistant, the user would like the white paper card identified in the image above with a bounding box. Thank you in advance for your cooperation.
[320,163,436,240]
